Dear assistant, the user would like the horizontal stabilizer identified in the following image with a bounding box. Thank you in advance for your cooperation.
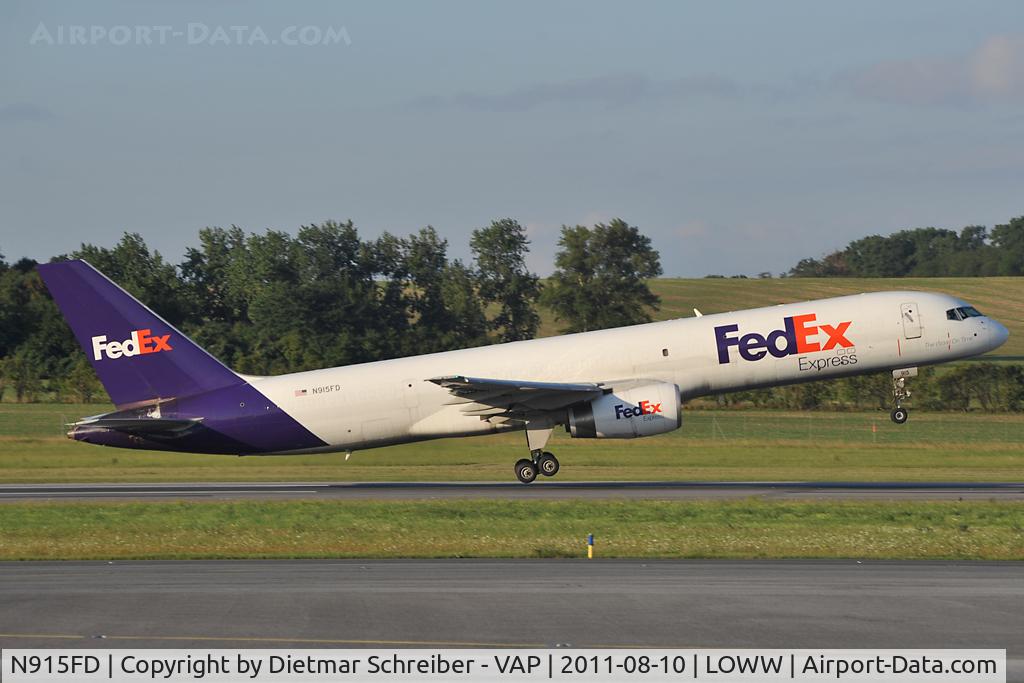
[72,416,204,434]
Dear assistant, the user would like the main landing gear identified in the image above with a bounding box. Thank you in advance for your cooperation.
[514,451,560,484]
[890,368,917,424]
[515,422,559,484]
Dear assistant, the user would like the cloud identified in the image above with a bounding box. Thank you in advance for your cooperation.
[580,210,615,227]
[971,35,1024,97]
[840,34,1024,106]
[410,73,741,112]
[674,220,711,239]
[409,37,1024,114]
[0,102,55,123]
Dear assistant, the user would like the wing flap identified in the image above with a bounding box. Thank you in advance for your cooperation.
[428,375,606,418]
[430,375,603,395]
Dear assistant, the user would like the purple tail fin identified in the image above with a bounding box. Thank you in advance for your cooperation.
[38,259,243,409]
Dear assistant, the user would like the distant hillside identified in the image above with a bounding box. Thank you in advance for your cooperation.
[784,218,1023,277]
[537,277,1024,356]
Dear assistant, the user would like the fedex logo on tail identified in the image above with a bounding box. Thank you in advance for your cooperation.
[714,314,852,364]
[91,329,172,361]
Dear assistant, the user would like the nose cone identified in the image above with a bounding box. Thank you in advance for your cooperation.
[991,320,1010,350]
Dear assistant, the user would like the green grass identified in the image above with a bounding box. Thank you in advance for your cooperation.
[538,276,1024,356]
[3,276,1019,563]
[0,499,1020,561]
[1,404,1022,483]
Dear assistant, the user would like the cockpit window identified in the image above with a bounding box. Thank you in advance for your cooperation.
[946,306,984,321]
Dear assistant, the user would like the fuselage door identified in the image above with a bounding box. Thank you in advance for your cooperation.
[900,302,922,339]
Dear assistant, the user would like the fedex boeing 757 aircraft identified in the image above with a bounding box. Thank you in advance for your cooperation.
[39,260,1009,483]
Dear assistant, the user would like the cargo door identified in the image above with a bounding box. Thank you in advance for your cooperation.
[900,302,921,339]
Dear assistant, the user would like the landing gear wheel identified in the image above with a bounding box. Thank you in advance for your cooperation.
[890,370,914,426]
[515,458,538,484]
[537,452,559,477]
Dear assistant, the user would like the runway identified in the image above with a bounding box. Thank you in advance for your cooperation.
[0,560,1020,653]
[0,480,1022,501]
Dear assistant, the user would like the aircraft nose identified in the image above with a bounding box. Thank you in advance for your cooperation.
[989,319,1009,350]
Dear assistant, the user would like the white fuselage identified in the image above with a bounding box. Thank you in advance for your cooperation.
[247,290,1008,454]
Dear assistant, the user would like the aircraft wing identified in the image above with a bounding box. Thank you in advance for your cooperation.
[428,375,606,417]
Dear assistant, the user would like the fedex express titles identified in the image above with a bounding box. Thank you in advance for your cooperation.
[714,313,857,372]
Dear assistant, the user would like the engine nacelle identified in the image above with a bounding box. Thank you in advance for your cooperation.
[568,382,681,438]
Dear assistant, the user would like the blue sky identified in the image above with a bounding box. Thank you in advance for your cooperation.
[2,1,1023,276]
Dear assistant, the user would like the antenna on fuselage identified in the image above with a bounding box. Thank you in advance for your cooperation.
[693,308,703,317]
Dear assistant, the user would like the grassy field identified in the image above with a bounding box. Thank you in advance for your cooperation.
[2,275,1022,482]
[0,499,1021,561]
[3,404,1020,562]
[1,404,1022,483]
[2,278,1019,563]
[538,276,1024,357]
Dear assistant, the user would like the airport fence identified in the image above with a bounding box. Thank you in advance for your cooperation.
[680,410,1024,446]
[0,404,1021,448]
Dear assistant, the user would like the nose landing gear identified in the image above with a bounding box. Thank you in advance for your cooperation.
[890,368,917,424]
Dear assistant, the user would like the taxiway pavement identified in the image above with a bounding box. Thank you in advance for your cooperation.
[0,560,1019,651]
[1,480,1021,501]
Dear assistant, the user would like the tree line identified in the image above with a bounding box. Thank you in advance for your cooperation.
[0,218,661,401]
[787,214,1024,278]
[707,363,1024,413]
[2,215,1020,412]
